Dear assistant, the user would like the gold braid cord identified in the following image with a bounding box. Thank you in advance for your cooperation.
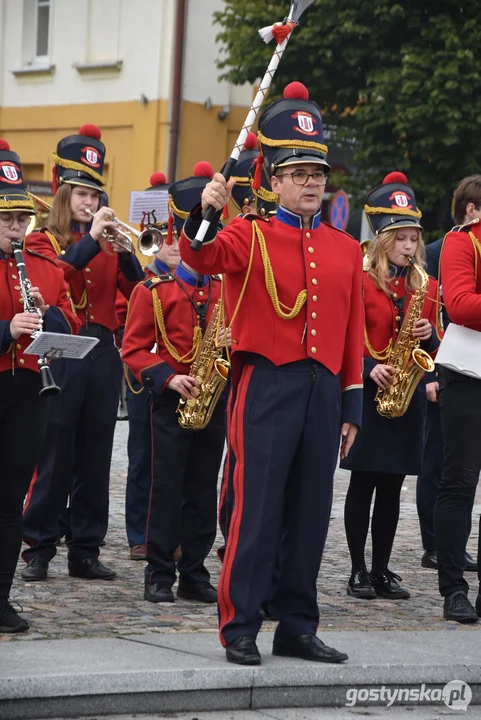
[0,198,35,211]
[253,221,306,319]
[364,328,393,362]
[364,204,422,219]
[45,230,87,310]
[52,153,106,186]
[153,292,202,364]
[257,131,328,155]
[468,231,481,283]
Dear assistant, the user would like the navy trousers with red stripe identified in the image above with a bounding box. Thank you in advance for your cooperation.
[218,354,341,647]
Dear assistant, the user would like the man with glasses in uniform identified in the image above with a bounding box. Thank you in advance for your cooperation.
[180,82,364,666]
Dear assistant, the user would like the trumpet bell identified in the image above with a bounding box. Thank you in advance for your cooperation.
[137,226,164,256]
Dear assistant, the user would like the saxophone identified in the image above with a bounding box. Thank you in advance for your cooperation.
[176,300,230,430]
[375,258,435,418]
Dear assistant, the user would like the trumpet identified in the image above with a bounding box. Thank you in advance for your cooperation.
[84,209,163,256]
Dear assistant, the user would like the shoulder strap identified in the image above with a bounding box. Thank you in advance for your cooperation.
[143,274,174,290]
[44,230,63,256]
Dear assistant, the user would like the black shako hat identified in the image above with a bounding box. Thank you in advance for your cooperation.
[53,123,106,192]
[0,138,35,214]
[167,161,215,243]
[256,81,330,180]
[223,132,259,213]
[364,172,422,235]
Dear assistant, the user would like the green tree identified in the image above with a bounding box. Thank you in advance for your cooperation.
[214,0,481,234]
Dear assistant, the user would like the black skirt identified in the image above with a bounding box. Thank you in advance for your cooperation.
[340,376,427,475]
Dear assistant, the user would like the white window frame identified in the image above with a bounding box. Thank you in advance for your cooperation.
[34,0,51,63]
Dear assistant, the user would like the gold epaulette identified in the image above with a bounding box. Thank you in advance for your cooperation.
[143,274,174,290]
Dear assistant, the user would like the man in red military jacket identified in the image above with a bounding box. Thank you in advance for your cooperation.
[123,162,226,605]
[0,138,79,633]
[21,125,144,583]
[180,82,364,665]
[434,176,481,623]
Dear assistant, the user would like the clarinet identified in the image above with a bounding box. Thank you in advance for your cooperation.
[11,241,61,397]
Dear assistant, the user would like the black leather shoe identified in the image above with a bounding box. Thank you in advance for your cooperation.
[347,569,377,599]
[421,550,438,569]
[273,633,348,663]
[226,636,261,665]
[21,556,49,582]
[68,557,117,581]
[475,592,481,618]
[443,591,478,623]
[177,581,217,603]
[144,583,174,603]
[465,552,478,572]
[0,603,29,633]
[371,570,410,599]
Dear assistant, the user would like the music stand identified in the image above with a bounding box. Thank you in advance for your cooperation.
[24,332,99,360]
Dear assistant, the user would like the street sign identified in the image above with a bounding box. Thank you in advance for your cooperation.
[329,190,349,230]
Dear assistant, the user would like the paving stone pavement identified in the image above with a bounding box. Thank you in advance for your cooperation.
[3,421,481,643]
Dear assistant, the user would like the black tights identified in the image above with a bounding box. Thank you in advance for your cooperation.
[344,470,405,577]
[0,371,46,602]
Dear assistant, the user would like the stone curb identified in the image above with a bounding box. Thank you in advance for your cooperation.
[1,631,480,719]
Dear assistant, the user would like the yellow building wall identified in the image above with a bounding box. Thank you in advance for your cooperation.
[0,99,171,222]
[0,97,250,254]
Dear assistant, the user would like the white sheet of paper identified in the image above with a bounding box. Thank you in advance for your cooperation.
[24,332,99,360]
[129,190,169,225]
[436,323,481,379]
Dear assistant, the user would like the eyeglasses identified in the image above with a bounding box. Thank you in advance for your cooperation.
[276,171,328,186]
[0,213,32,228]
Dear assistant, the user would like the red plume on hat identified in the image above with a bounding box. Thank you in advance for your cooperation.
[193,161,214,178]
[283,82,309,100]
[0,138,10,151]
[243,132,258,150]
[383,171,408,185]
[78,124,102,140]
[150,172,167,187]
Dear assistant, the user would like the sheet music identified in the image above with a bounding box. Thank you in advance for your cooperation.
[129,190,169,225]
[24,332,99,360]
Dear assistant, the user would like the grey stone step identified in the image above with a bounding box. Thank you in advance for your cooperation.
[1,630,480,719]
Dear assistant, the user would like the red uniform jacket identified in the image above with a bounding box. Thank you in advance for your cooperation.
[180,206,365,425]
[26,229,144,331]
[363,272,440,373]
[0,249,80,374]
[441,221,481,331]
[122,269,222,395]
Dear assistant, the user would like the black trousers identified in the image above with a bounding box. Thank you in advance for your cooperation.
[0,370,46,601]
[125,372,152,547]
[145,389,225,587]
[344,471,405,577]
[416,399,443,551]
[435,368,481,596]
[22,331,122,561]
